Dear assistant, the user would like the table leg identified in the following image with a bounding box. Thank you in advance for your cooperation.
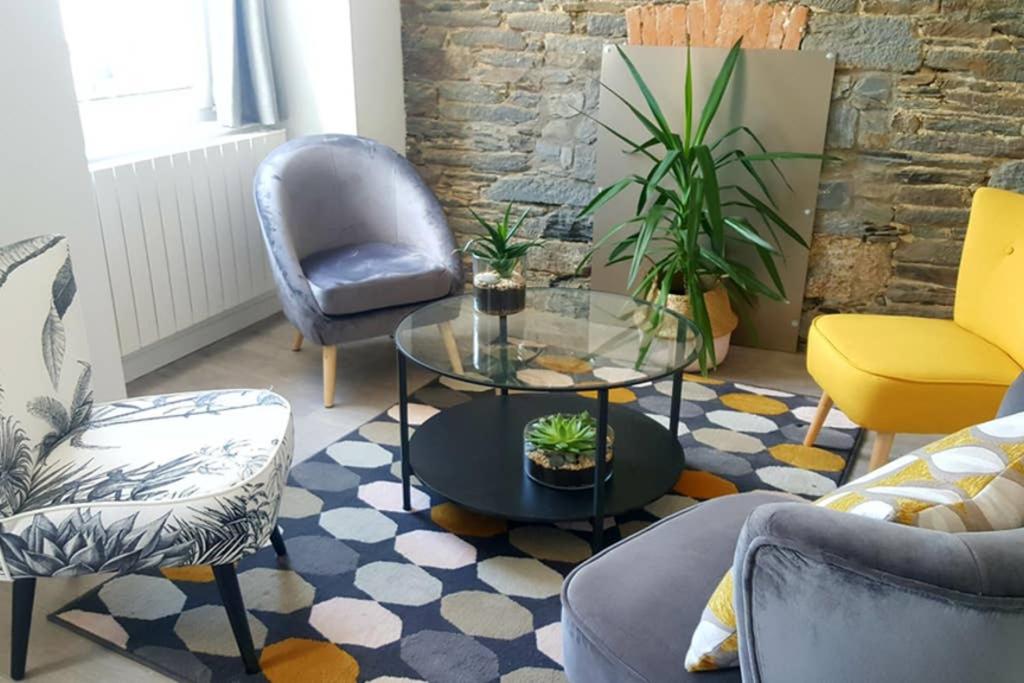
[669,370,682,438]
[499,315,510,396]
[398,350,412,511]
[592,388,609,553]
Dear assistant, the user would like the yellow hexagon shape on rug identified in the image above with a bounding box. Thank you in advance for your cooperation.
[769,444,846,472]
[720,393,788,415]
[431,502,507,537]
[683,373,725,386]
[577,388,637,404]
[261,638,358,683]
[160,565,214,583]
[535,355,593,374]
[674,470,738,500]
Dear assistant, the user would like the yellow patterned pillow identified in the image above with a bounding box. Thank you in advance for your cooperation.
[684,410,1024,672]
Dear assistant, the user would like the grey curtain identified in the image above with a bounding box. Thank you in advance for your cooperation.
[197,0,280,128]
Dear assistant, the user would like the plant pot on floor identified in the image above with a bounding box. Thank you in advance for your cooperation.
[472,253,526,316]
[523,412,614,490]
[644,283,737,370]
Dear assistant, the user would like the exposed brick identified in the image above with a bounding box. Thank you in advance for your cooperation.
[624,6,642,44]
[782,6,810,50]
[668,5,688,47]
[747,4,774,48]
[639,5,658,45]
[688,3,706,47]
[704,0,723,46]
[766,4,788,48]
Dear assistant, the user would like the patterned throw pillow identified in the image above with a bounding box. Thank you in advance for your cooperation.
[684,410,1024,672]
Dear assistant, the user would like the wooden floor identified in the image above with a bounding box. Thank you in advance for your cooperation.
[0,313,935,682]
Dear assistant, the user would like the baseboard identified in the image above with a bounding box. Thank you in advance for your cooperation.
[121,292,282,382]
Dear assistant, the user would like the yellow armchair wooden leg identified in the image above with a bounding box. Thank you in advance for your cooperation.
[803,393,833,447]
[323,345,337,408]
[869,432,895,471]
[291,330,304,352]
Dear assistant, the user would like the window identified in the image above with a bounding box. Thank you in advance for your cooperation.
[60,0,225,162]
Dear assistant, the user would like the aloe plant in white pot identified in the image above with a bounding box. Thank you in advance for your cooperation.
[578,41,833,373]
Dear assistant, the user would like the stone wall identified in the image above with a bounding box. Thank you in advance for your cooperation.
[401,0,1024,336]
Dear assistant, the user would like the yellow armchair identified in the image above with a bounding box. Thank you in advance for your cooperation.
[804,187,1024,469]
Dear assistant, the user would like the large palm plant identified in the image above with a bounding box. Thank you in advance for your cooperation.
[578,41,831,372]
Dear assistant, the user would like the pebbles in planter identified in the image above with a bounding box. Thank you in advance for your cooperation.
[473,271,526,316]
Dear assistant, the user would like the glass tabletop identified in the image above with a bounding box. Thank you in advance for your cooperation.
[394,288,702,391]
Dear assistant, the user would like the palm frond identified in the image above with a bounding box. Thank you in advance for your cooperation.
[577,41,829,372]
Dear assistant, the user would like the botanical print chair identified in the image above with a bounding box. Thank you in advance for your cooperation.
[0,235,294,679]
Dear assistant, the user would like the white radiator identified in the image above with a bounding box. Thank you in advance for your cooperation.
[90,129,288,380]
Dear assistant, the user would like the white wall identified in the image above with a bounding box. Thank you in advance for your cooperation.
[349,0,408,153]
[267,0,358,139]
[267,0,407,152]
[0,0,126,400]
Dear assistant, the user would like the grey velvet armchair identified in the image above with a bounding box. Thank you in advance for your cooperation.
[254,134,463,406]
[562,374,1024,683]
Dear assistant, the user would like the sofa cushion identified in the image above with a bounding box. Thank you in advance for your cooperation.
[561,491,800,683]
[301,242,451,316]
[807,313,1020,433]
[687,409,1024,672]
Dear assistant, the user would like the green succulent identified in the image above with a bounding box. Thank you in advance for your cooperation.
[459,202,543,279]
[526,412,599,463]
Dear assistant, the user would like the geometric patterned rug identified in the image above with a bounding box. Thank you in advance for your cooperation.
[51,374,862,682]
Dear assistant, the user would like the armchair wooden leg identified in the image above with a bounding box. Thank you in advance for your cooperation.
[290,330,303,352]
[869,432,896,471]
[323,345,337,408]
[11,578,36,681]
[213,564,260,675]
[803,392,833,447]
[438,322,464,374]
[269,527,287,557]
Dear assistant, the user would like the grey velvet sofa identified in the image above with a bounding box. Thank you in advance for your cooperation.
[253,134,463,407]
[562,374,1024,683]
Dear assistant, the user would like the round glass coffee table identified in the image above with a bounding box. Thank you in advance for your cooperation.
[394,288,701,550]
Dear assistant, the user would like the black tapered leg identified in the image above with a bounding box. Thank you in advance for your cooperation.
[668,370,683,439]
[269,527,287,557]
[398,349,412,511]
[591,389,610,553]
[498,315,510,395]
[11,578,36,681]
[213,564,260,675]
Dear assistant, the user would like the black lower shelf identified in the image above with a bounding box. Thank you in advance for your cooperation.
[409,393,684,523]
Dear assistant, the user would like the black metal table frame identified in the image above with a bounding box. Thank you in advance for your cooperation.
[395,313,684,552]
